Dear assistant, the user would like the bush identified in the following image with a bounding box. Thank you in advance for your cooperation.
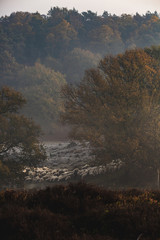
[0,182,160,239]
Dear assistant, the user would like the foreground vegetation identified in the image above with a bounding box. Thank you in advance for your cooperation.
[1,182,160,239]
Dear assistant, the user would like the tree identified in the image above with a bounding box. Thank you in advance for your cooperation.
[16,63,66,134]
[88,25,124,54]
[0,62,66,134]
[0,86,46,166]
[45,19,77,57]
[62,48,100,83]
[61,49,160,175]
[145,45,160,62]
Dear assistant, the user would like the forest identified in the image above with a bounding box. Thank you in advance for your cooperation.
[1,8,160,134]
[1,7,160,185]
[1,7,160,239]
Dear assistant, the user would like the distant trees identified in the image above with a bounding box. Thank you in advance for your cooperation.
[61,49,160,171]
[88,25,124,54]
[62,48,100,83]
[1,8,160,137]
[1,9,160,66]
[0,63,66,134]
[19,63,66,133]
[145,45,160,62]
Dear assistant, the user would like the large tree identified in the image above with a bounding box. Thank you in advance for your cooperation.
[0,86,46,166]
[61,49,160,172]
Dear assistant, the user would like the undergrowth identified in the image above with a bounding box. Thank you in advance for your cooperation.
[0,182,160,239]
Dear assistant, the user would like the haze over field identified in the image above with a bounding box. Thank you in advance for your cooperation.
[0,0,160,17]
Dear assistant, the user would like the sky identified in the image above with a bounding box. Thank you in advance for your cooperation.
[0,0,160,17]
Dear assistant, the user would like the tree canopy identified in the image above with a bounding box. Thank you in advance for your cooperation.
[61,49,160,169]
[1,8,160,135]
[0,86,46,166]
[1,9,160,73]
[0,63,66,134]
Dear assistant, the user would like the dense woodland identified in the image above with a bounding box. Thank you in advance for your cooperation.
[1,7,160,183]
[1,8,160,134]
[1,8,160,238]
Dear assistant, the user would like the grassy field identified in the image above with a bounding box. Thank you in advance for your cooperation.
[0,182,160,239]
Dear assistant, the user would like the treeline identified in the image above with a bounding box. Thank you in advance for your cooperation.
[1,182,160,239]
[1,8,160,134]
[1,8,160,65]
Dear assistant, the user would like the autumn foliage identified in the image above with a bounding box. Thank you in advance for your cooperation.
[62,49,160,176]
[1,9,160,134]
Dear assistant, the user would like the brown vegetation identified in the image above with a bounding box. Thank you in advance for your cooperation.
[0,182,160,239]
